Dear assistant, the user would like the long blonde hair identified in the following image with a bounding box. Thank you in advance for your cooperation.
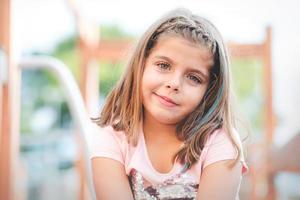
[94,8,243,169]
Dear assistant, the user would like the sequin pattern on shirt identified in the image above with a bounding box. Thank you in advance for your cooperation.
[129,168,199,200]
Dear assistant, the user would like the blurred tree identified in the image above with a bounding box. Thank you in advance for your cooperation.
[21,24,130,134]
[231,58,264,138]
[99,24,133,40]
[51,24,130,94]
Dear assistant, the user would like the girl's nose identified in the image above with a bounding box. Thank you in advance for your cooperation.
[166,84,179,92]
[166,75,182,92]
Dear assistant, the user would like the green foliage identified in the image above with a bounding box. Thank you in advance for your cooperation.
[99,61,124,96]
[21,70,69,134]
[231,59,263,100]
[99,24,133,40]
[53,35,77,54]
[21,24,132,134]
[51,24,133,82]
[231,58,264,134]
[52,48,81,81]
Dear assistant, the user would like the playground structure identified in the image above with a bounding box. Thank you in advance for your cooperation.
[1,0,299,199]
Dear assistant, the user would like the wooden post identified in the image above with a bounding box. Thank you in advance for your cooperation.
[263,26,276,200]
[67,1,100,199]
[263,27,274,147]
[247,26,274,200]
[0,0,12,199]
[76,26,99,200]
[0,0,21,199]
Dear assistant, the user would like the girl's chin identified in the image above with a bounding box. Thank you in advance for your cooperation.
[153,115,182,125]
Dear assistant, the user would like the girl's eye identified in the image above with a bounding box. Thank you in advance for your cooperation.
[187,74,202,84]
[157,62,170,70]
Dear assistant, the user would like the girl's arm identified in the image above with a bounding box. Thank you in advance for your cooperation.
[196,160,242,200]
[91,157,134,200]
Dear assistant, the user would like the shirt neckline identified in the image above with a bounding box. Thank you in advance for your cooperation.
[139,127,180,177]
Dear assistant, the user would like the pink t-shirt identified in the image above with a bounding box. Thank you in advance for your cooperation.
[89,124,248,199]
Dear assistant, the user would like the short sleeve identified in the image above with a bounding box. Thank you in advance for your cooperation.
[201,129,248,174]
[88,124,125,165]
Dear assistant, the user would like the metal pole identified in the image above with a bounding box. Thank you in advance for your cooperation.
[19,56,96,200]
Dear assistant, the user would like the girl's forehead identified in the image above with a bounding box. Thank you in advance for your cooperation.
[148,35,214,69]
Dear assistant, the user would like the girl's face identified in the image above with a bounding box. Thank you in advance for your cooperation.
[141,35,214,125]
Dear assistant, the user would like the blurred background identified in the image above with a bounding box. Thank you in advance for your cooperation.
[1,0,300,200]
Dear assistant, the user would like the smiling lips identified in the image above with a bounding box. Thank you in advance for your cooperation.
[155,93,179,107]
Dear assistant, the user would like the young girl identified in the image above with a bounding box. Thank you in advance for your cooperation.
[89,8,248,200]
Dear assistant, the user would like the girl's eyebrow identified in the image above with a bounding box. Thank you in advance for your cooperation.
[153,55,175,65]
[153,55,210,81]
[189,69,209,82]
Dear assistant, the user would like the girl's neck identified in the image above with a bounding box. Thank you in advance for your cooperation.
[143,114,181,145]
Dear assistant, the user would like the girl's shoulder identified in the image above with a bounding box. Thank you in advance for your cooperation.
[92,124,128,142]
[88,123,129,162]
[203,127,241,149]
[199,128,248,174]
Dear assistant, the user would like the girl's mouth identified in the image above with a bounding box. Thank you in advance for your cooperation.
[154,93,179,107]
